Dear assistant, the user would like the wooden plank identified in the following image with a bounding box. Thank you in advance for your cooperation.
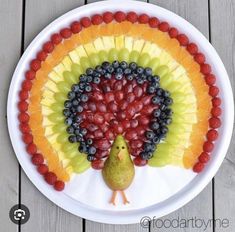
[0,0,22,231]
[21,1,85,232]
[148,1,213,231]
[210,1,235,231]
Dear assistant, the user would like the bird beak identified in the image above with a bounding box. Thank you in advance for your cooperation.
[117,150,124,161]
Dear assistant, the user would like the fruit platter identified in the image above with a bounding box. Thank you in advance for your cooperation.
[7,0,233,224]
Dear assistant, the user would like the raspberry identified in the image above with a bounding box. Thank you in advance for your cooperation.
[91,14,103,25]
[18,101,28,112]
[133,156,148,166]
[193,162,204,173]
[201,63,211,74]
[187,43,198,55]
[18,112,29,123]
[60,28,72,38]
[138,14,149,24]
[114,11,126,22]
[91,160,104,170]
[206,129,219,141]
[126,12,138,23]
[158,22,169,32]
[54,181,65,191]
[30,59,41,71]
[22,133,33,144]
[22,80,32,91]
[26,143,37,155]
[194,53,205,64]
[51,33,62,45]
[19,90,28,100]
[103,12,113,23]
[212,97,221,107]
[209,86,219,97]
[177,34,189,46]
[19,123,30,133]
[148,17,159,28]
[43,41,54,53]
[169,27,178,38]
[211,107,221,117]
[199,152,210,163]
[205,74,216,86]
[80,17,91,28]
[31,153,44,165]
[37,164,48,175]
[203,141,214,152]
[209,117,221,128]
[25,70,36,80]
[37,51,47,61]
[44,172,57,185]
[70,21,82,33]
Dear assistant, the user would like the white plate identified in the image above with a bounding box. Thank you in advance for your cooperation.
[7,0,234,224]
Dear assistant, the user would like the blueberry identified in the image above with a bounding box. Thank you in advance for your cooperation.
[66,126,74,134]
[76,134,84,142]
[165,108,173,116]
[85,85,92,92]
[80,128,87,135]
[65,118,73,126]
[72,99,79,106]
[63,109,71,117]
[137,67,144,75]
[104,73,112,79]
[115,73,123,80]
[151,122,160,130]
[153,109,161,118]
[124,68,132,75]
[152,75,160,83]
[161,126,168,134]
[102,85,111,93]
[87,138,93,145]
[76,105,83,113]
[145,131,155,140]
[95,65,103,74]
[112,61,119,69]
[164,118,172,125]
[164,97,173,106]
[120,61,128,69]
[87,76,93,83]
[129,62,137,70]
[86,68,94,76]
[88,146,96,155]
[102,61,111,70]
[68,91,76,100]
[93,76,101,84]
[75,115,82,123]
[156,88,164,96]
[72,122,80,129]
[160,104,167,111]
[160,112,167,119]
[145,67,152,76]
[152,96,161,104]
[72,84,81,93]
[68,135,77,143]
[137,78,144,85]
[79,143,87,153]
[79,74,87,82]
[93,71,101,78]
[140,151,153,160]
[81,94,88,102]
[78,82,86,89]
[152,136,160,144]
[87,155,95,161]
[147,86,155,94]
[64,100,72,108]
[146,152,154,159]
[163,90,170,97]
[127,74,134,81]
[74,129,81,135]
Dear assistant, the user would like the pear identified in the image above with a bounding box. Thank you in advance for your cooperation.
[102,135,135,205]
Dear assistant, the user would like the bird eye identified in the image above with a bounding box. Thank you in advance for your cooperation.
[116,146,119,149]
[122,146,125,149]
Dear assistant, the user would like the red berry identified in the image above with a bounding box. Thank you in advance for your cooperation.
[209,86,219,97]
[149,17,159,28]
[119,100,128,110]
[199,152,210,163]
[141,105,155,115]
[113,124,124,134]
[200,63,211,74]
[209,117,221,128]
[54,180,65,191]
[193,162,204,173]
[19,90,28,100]
[126,106,136,119]
[25,70,36,80]
[126,12,138,23]
[138,14,149,24]
[126,92,135,103]
[206,129,219,141]
[133,156,147,166]
[19,123,30,133]
[212,97,221,107]
[158,22,169,32]
[60,28,72,38]
[138,115,150,126]
[103,112,114,122]
[51,33,62,45]
[136,126,145,135]
[103,12,113,24]
[70,21,82,33]
[94,113,105,125]
[37,51,47,61]
[94,129,104,139]
[194,53,205,64]
[187,43,198,55]
[95,150,109,159]
[95,139,111,151]
[81,17,91,28]
[203,141,214,152]
[108,102,118,113]
[125,130,137,141]
[37,164,48,175]
[104,92,115,103]
[91,91,104,101]
[44,172,57,185]
[122,120,131,129]
[26,143,37,155]
[23,133,33,144]
[105,130,115,140]
[18,101,28,112]
[169,27,178,38]
[18,112,29,123]
[177,34,189,46]
[31,153,44,165]
[130,139,142,149]
[205,74,216,86]
[133,86,143,98]
[22,80,32,91]
[115,90,124,102]
[141,95,152,105]
[91,14,103,25]
[114,11,126,22]
[43,41,54,53]
[211,107,221,117]
[91,160,104,170]
[30,59,41,71]
[96,102,107,113]
[130,119,139,128]
[116,111,127,121]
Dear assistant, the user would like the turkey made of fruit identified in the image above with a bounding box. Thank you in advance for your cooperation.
[18,11,221,204]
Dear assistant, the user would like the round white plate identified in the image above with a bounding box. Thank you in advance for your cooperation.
[7,0,234,224]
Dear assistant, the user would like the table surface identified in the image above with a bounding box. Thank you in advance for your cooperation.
[1,0,234,231]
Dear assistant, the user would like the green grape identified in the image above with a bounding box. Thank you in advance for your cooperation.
[155,65,170,77]
[56,132,68,144]
[48,113,64,123]
[80,57,91,70]
[148,57,160,71]
[167,124,186,134]
[118,48,130,62]
[50,102,64,112]
[148,156,170,167]
[165,81,181,93]
[62,143,78,153]
[63,70,78,85]
[98,50,108,62]
[138,53,150,67]
[89,53,100,67]
[54,92,67,103]
[71,63,83,77]
[64,149,78,159]
[108,48,119,62]
[129,50,140,62]
[52,124,67,133]
[170,92,186,103]
[160,74,174,88]
[171,103,188,113]
[73,159,91,173]
[57,81,71,93]
[71,155,86,165]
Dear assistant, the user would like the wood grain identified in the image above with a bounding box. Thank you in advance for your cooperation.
[21,1,85,232]
[210,0,235,231]
[0,0,22,231]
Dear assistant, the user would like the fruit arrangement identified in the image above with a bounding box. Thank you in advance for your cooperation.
[17,11,221,200]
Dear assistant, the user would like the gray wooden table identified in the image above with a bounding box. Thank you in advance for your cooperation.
[0,0,234,231]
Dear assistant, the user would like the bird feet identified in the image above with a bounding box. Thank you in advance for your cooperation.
[109,190,130,205]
